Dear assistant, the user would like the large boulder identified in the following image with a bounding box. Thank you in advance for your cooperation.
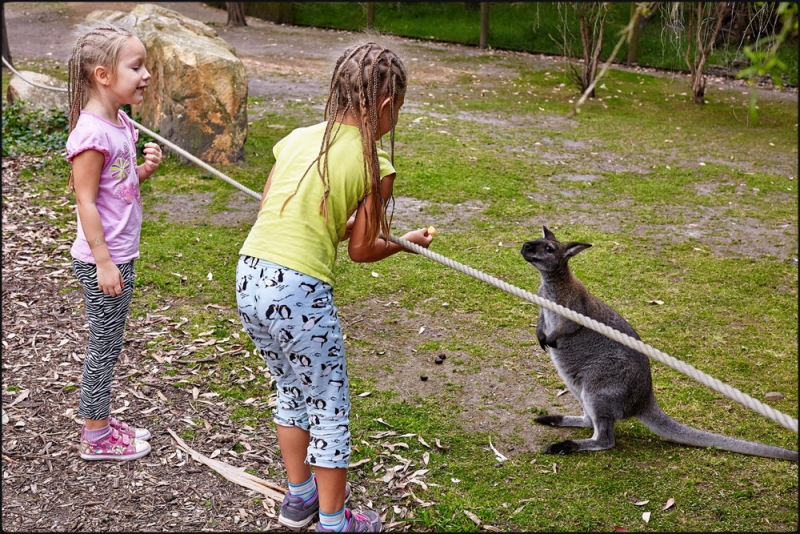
[87,4,247,164]
[6,71,69,112]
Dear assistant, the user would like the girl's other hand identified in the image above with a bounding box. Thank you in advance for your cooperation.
[343,217,356,241]
[142,142,162,174]
[401,228,434,251]
[97,260,124,296]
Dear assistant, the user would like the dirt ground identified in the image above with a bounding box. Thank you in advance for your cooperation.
[2,2,798,532]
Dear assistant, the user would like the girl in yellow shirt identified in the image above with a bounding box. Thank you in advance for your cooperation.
[236,42,432,532]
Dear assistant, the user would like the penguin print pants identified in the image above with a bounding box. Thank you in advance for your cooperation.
[73,258,135,421]
[236,255,351,468]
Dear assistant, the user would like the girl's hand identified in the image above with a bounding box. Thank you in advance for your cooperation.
[400,227,434,251]
[342,217,356,241]
[141,142,162,176]
[96,260,124,296]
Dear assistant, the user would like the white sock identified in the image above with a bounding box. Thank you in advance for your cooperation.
[288,474,317,503]
[319,507,346,531]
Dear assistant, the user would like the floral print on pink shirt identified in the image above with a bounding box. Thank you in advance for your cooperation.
[111,143,142,208]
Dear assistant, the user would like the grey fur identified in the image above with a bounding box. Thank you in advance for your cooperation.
[521,226,798,461]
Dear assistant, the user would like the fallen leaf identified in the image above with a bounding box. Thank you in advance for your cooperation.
[349,458,371,468]
[8,389,30,407]
[613,527,630,532]
[488,438,508,462]
[642,512,651,523]
[464,510,481,526]
[358,391,371,397]
[663,498,675,510]
[634,500,650,506]
[417,435,430,448]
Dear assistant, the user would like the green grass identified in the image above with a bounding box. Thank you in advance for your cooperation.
[3,26,797,532]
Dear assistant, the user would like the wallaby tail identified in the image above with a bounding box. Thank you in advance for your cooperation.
[638,396,798,462]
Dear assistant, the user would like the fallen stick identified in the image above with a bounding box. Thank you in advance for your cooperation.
[168,427,287,503]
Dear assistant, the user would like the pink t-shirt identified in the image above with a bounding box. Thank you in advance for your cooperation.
[67,110,143,264]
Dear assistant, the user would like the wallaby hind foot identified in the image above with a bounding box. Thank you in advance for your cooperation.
[537,414,617,454]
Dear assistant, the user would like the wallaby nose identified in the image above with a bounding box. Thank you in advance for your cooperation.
[521,242,532,254]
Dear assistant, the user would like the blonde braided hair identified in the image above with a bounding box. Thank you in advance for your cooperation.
[281,42,408,248]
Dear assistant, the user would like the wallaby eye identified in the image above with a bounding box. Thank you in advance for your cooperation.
[545,245,554,253]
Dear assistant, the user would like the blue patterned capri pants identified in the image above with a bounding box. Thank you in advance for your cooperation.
[236,255,351,468]
[73,258,135,420]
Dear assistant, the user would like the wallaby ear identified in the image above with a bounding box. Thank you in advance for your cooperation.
[565,242,592,259]
[542,226,556,240]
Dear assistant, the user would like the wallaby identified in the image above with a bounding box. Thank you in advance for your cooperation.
[520,226,798,461]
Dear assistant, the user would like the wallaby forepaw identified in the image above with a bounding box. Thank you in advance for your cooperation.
[535,415,564,426]
[543,440,579,455]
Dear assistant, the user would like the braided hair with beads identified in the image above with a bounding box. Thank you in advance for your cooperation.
[281,42,408,249]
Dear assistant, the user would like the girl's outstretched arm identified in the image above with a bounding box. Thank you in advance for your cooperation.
[72,149,125,296]
[348,173,433,263]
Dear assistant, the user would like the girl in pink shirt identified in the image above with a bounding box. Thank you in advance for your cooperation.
[66,21,162,461]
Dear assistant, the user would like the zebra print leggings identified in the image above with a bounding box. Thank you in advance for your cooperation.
[72,258,135,420]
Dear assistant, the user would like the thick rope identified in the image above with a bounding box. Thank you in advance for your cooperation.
[5,56,797,434]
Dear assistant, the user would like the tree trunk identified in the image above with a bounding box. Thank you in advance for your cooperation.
[684,2,728,105]
[2,4,12,68]
[577,3,606,98]
[626,3,643,66]
[479,2,489,49]
[366,2,375,29]
[226,2,247,27]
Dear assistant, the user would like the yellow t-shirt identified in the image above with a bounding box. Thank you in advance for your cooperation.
[239,122,396,286]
